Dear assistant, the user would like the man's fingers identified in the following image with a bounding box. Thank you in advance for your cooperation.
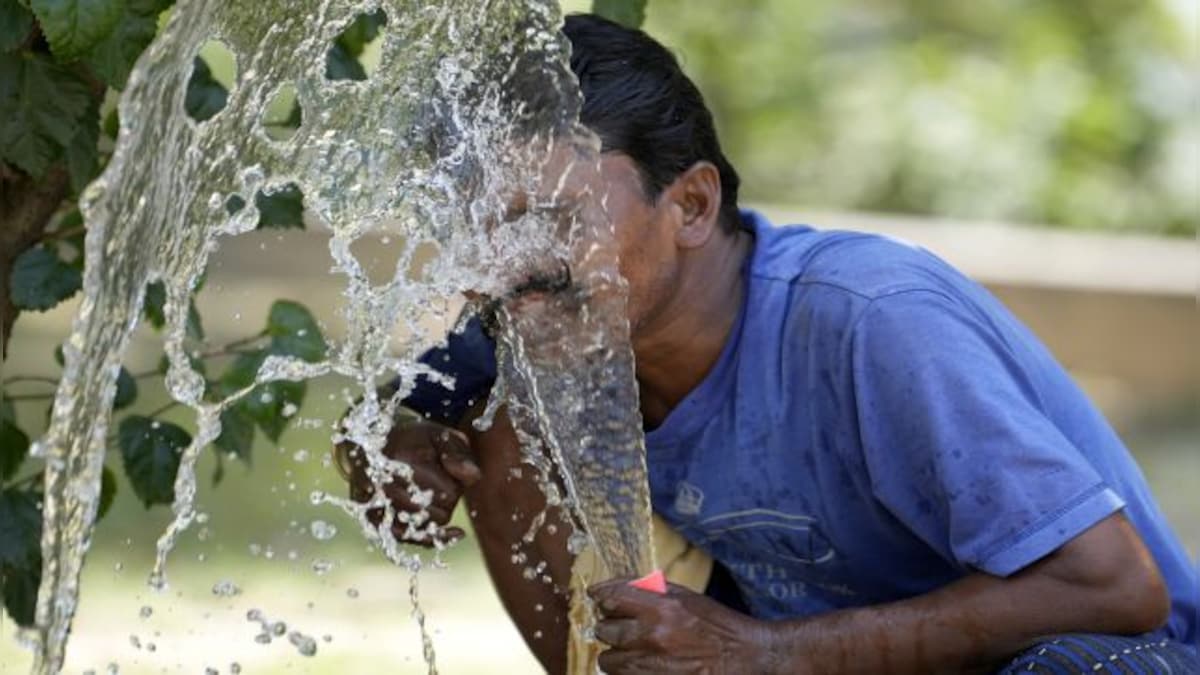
[431,428,481,487]
[593,618,644,649]
[388,522,465,548]
[596,647,645,675]
[439,450,482,486]
[589,578,668,618]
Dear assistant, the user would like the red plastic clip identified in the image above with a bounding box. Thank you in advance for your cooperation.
[628,568,667,594]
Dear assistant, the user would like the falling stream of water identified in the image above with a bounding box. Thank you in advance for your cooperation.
[25,0,653,672]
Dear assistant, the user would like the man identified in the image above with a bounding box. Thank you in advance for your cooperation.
[339,14,1199,674]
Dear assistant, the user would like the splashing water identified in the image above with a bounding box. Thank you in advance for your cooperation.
[26,0,653,671]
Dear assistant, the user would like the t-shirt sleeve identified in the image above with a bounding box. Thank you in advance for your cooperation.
[850,289,1124,577]
[401,315,498,425]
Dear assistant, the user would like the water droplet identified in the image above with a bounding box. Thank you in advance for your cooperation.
[288,630,318,657]
[129,635,141,649]
[229,664,241,674]
[246,609,262,622]
[139,605,153,619]
[310,520,338,541]
[212,580,241,597]
[311,558,335,575]
[271,621,287,636]
[254,633,272,645]
[346,587,359,598]
[292,449,309,462]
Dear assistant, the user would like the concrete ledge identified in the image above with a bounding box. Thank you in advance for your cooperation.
[760,207,1198,298]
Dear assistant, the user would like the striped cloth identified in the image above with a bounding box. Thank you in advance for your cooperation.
[998,634,1199,674]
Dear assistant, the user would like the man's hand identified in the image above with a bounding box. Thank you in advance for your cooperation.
[590,579,782,675]
[336,420,482,545]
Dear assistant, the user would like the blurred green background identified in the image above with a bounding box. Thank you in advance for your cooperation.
[628,0,1198,237]
[2,0,1197,672]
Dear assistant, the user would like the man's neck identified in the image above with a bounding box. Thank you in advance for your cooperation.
[634,229,753,429]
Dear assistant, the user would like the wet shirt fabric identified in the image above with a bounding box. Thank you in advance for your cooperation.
[403,210,1198,649]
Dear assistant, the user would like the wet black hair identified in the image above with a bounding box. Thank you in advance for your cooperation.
[563,13,742,233]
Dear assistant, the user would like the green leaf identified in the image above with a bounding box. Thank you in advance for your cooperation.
[592,0,647,28]
[213,404,253,463]
[64,98,99,193]
[0,51,92,177]
[117,415,189,507]
[143,281,203,339]
[255,183,305,229]
[324,41,365,81]
[335,9,386,59]
[2,560,40,627]
[101,105,118,138]
[142,280,165,328]
[186,298,204,341]
[183,56,227,122]
[31,0,124,61]
[241,379,303,442]
[112,366,136,410]
[0,488,40,568]
[10,246,82,310]
[96,464,116,519]
[218,350,265,394]
[157,352,206,378]
[266,300,324,362]
[80,0,159,89]
[0,0,34,52]
[0,418,30,481]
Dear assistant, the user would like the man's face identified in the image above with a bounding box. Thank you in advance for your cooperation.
[487,146,678,339]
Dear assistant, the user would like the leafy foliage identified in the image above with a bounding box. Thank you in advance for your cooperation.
[592,0,647,28]
[118,415,190,508]
[10,245,82,310]
[30,0,125,61]
[325,9,386,81]
[0,51,92,177]
[0,0,350,630]
[644,0,1196,236]
[210,302,325,468]
[255,183,305,230]
[82,0,167,89]
[0,0,34,52]
[0,421,30,481]
[267,300,325,362]
[0,487,41,626]
[183,56,227,122]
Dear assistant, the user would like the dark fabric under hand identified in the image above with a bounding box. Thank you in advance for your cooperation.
[401,316,498,425]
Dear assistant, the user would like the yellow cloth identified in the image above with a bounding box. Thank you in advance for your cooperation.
[566,514,712,674]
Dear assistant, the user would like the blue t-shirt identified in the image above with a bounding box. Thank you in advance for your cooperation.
[405,210,1198,647]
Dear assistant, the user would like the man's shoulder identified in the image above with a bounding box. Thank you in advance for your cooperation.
[745,212,970,303]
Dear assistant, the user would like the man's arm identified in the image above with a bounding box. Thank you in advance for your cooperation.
[460,405,577,675]
[591,511,1169,674]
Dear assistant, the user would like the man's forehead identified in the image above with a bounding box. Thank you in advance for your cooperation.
[503,150,636,213]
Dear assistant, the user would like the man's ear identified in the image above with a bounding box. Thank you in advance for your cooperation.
[666,161,722,250]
